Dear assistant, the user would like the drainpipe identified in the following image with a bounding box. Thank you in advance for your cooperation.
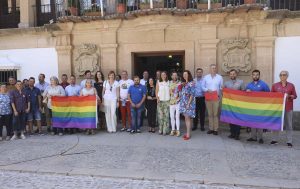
[150,0,153,9]
[100,0,104,17]
[208,0,211,10]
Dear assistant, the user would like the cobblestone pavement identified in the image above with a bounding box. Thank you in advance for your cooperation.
[0,124,300,189]
[0,170,253,189]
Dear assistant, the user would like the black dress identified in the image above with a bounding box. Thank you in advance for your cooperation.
[146,86,157,128]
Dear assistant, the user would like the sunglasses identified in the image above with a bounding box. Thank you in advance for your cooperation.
[280,74,287,76]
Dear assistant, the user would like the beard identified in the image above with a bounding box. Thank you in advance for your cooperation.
[253,78,259,81]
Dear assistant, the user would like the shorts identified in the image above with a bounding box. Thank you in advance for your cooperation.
[27,110,41,121]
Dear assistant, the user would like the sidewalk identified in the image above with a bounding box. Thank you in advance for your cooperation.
[0,123,299,188]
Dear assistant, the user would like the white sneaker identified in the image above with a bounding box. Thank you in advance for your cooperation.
[58,133,63,136]
[10,135,17,140]
[20,134,26,139]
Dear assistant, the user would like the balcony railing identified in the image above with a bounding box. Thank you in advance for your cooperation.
[0,0,299,29]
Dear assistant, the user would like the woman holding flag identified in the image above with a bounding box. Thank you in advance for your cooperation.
[80,79,99,135]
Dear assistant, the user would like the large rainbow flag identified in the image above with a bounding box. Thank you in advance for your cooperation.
[51,96,97,129]
[220,88,286,131]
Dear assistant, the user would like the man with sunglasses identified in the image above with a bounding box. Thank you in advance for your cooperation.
[270,71,297,147]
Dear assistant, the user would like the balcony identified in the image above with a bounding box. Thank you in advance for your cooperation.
[0,0,299,29]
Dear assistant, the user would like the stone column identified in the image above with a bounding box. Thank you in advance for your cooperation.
[18,0,36,28]
[254,37,276,86]
[100,44,118,76]
[198,39,220,74]
[56,46,72,77]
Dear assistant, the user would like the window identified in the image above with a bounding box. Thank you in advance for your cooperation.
[0,70,17,84]
[41,0,51,13]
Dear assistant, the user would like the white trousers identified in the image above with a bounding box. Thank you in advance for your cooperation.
[170,104,180,131]
[104,99,117,132]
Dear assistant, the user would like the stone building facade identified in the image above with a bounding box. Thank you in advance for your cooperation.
[0,7,300,126]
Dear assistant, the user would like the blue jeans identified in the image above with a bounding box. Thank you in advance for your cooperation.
[131,107,143,131]
[13,112,26,132]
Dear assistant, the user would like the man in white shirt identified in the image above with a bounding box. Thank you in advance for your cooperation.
[202,64,223,135]
[80,70,95,88]
[118,70,134,131]
[140,70,149,86]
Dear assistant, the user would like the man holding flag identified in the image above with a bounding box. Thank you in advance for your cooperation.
[270,71,297,147]
[224,69,245,140]
[246,70,270,144]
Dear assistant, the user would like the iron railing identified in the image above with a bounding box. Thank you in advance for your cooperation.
[0,0,299,28]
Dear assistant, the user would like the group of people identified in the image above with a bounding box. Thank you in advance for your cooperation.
[0,64,297,147]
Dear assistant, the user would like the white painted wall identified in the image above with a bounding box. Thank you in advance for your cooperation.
[275,37,300,111]
[0,48,58,83]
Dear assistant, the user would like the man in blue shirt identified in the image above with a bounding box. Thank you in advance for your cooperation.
[246,69,270,144]
[193,68,206,131]
[128,76,146,133]
[25,77,42,134]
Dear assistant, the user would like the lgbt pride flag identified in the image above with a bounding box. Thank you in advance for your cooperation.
[51,96,97,129]
[220,88,286,131]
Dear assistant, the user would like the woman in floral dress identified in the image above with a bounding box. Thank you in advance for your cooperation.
[179,70,196,140]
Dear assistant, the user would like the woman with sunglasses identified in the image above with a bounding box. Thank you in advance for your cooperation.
[103,71,120,133]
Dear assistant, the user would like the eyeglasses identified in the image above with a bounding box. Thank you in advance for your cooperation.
[280,74,287,76]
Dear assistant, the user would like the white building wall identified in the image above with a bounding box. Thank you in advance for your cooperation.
[0,48,58,83]
[275,37,300,111]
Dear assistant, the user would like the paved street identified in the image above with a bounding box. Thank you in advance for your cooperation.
[0,124,300,189]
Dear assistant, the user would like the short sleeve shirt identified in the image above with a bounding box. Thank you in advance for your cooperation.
[128,84,147,105]
[119,79,134,100]
[10,89,29,112]
[25,87,41,112]
[246,80,270,92]
[0,93,12,115]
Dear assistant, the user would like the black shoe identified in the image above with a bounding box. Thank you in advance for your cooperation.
[259,139,264,144]
[235,135,240,140]
[287,143,293,148]
[192,126,197,131]
[228,134,235,139]
[270,141,278,145]
[200,127,205,132]
[247,138,257,142]
[47,127,51,133]
[130,130,135,134]
[213,131,218,135]
[207,130,214,134]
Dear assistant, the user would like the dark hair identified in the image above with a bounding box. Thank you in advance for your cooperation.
[16,80,22,83]
[84,70,91,75]
[23,79,28,82]
[39,73,45,78]
[171,71,178,76]
[133,75,140,80]
[147,77,156,90]
[29,77,35,81]
[159,71,168,82]
[95,71,104,82]
[62,74,68,77]
[252,69,260,75]
[229,69,237,74]
[196,68,203,72]
[182,70,193,82]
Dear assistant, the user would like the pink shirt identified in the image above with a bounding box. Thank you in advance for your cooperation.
[271,82,297,112]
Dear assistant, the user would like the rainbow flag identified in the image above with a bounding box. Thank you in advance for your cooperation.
[51,96,97,129]
[220,88,286,131]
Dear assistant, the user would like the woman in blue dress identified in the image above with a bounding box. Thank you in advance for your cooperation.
[179,70,196,140]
